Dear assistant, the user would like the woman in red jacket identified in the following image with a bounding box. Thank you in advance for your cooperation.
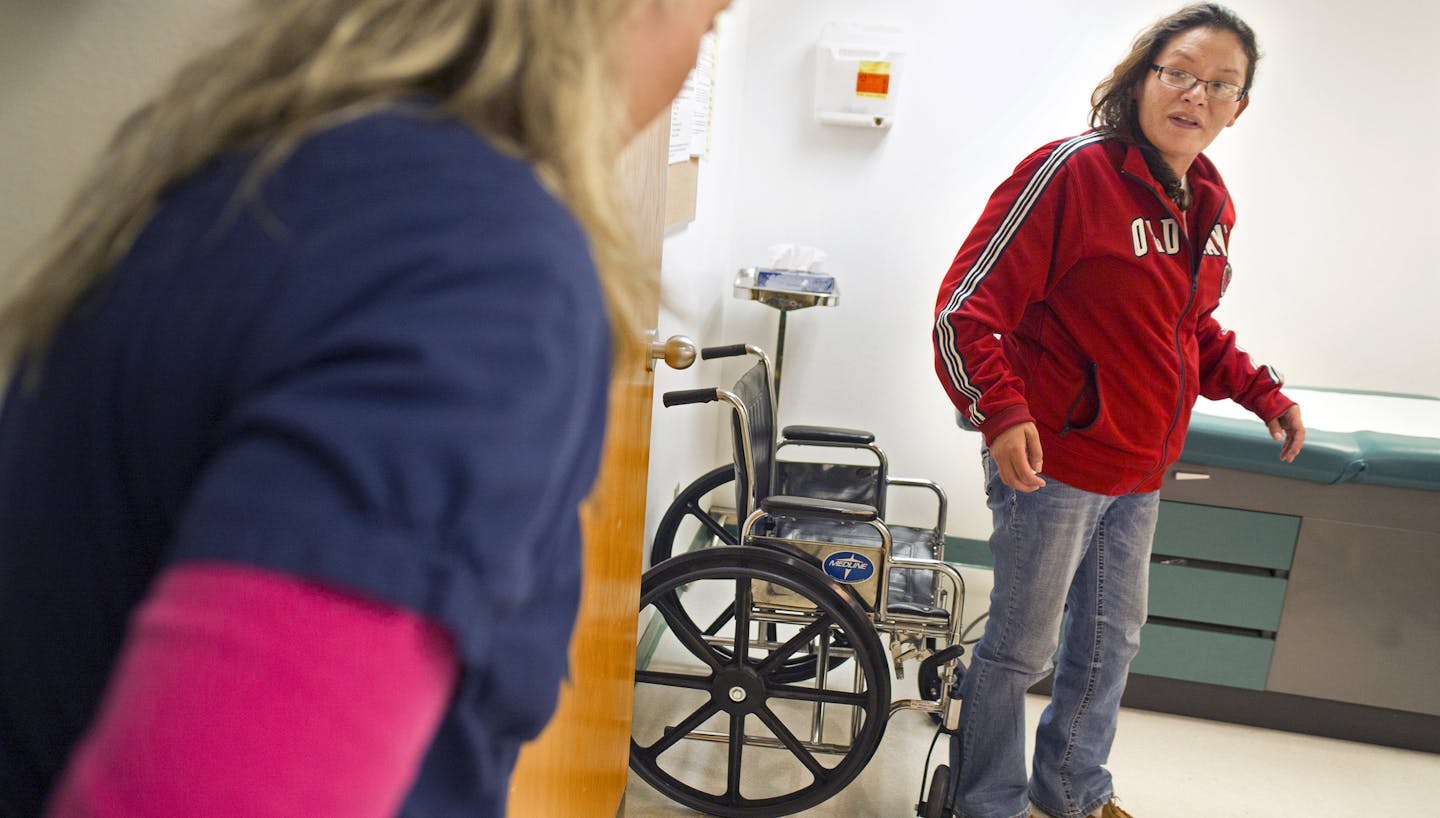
[932,5,1303,817]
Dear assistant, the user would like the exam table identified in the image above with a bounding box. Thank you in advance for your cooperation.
[1130,387,1440,752]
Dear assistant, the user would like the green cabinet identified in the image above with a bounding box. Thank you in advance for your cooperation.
[1133,501,1300,688]
[1151,501,1299,570]
[1130,623,1276,690]
[1146,562,1286,632]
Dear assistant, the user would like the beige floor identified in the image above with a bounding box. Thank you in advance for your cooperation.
[624,687,1440,817]
[624,567,1440,818]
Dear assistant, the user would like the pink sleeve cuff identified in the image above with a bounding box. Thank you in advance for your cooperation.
[46,562,459,818]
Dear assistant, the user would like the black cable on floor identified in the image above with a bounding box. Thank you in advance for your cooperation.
[916,720,946,815]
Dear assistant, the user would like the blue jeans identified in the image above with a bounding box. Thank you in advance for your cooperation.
[950,451,1159,818]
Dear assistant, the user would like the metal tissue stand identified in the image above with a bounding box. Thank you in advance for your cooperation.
[732,267,839,410]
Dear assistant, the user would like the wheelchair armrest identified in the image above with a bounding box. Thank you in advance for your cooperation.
[886,477,948,538]
[760,495,878,522]
[782,425,875,445]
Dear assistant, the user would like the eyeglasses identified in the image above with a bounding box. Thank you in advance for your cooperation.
[1151,64,1248,102]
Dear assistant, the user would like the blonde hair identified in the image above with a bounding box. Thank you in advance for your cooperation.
[0,0,652,376]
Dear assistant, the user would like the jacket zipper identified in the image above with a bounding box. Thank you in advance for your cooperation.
[1121,169,1229,493]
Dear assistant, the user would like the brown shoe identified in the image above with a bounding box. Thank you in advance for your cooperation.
[1099,801,1134,818]
[1033,800,1133,818]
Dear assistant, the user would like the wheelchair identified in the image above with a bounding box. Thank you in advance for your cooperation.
[630,344,966,817]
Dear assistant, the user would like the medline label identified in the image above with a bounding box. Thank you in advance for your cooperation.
[824,552,875,584]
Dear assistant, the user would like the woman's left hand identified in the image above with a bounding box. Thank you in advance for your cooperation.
[1266,404,1305,463]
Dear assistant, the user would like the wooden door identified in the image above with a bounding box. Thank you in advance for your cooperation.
[504,116,668,816]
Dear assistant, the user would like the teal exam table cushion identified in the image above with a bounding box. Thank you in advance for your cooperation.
[1180,388,1440,491]
[953,388,1440,491]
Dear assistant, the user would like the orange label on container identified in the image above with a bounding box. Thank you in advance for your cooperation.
[855,61,891,99]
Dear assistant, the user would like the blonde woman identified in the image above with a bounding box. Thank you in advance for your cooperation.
[0,1,729,816]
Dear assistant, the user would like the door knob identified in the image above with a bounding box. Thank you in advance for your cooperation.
[647,333,697,371]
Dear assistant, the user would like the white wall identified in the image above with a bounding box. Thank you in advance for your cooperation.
[0,1,247,280]
[652,0,1440,543]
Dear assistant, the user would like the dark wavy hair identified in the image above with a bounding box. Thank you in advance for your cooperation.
[1090,3,1260,209]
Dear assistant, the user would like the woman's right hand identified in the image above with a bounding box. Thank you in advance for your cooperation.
[990,422,1047,492]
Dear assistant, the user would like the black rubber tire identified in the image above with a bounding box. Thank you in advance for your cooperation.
[922,764,951,818]
[630,546,891,818]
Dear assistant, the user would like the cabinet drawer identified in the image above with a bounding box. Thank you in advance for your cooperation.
[1148,562,1287,631]
[1153,501,1299,571]
[1131,622,1274,690]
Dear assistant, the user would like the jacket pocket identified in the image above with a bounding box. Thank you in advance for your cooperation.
[1059,361,1101,436]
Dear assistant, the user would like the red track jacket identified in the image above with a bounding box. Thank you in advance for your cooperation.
[933,133,1294,495]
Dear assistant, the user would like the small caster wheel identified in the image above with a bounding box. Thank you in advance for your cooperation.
[919,763,950,818]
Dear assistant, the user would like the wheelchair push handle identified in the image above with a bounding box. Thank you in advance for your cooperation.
[700,344,749,360]
[662,388,720,408]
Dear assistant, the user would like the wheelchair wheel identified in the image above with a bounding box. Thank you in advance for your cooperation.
[921,764,950,818]
[651,465,849,685]
[650,464,738,567]
[631,546,890,817]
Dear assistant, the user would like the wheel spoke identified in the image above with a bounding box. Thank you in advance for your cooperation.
[655,593,724,671]
[635,668,714,691]
[689,503,738,545]
[766,683,871,707]
[731,577,752,659]
[755,615,833,678]
[724,712,746,804]
[756,705,830,780]
[640,699,724,758]
[702,606,734,638]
